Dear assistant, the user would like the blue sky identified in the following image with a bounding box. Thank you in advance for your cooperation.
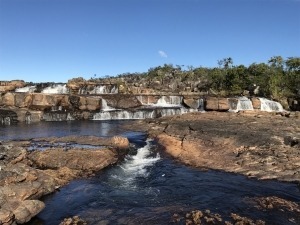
[0,0,299,82]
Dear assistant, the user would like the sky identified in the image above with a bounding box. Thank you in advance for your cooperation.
[0,0,299,82]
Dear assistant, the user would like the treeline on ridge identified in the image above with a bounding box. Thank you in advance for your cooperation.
[88,56,300,99]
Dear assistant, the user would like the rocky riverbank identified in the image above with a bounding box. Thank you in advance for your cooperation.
[127,111,300,183]
[0,136,129,225]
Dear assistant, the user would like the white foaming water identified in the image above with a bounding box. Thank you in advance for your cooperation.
[93,110,155,120]
[111,86,118,94]
[259,98,284,112]
[154,96,182,107]
[229,97,254,112]
[110,139,160,187]
[15,86,36,93]
[42,84,69,94]
[90,86,107,94]
[101,99,115,111]
[237,97,254,111]
[198,99,205,111]
[93,107,190,120]
[89,85,118,94]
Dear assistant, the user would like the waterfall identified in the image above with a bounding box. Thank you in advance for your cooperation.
[41,84,69,94]
[229,97,254,112]
[156,108,183,117]
[93,109,155,120]
[15,86,37,93]
[169,96,182,105]
[156,96,168,106]
[93,107,189,120]
[108,139,160,188]
[259,98,284,112]
[237,97,254,111]
[111,86,118,94]
[90,86,107,94]
[1,117,11,125]
[154,96,182,107]
[88,85,118,94]
[198,99,205,111]
[42,112,74,121]
[25,112,31,124]
[101,99,115,111]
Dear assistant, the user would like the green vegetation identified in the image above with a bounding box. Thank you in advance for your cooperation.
[90,56,300,99]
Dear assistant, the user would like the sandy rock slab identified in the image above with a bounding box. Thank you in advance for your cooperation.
[127,111,300,182]
[0,135,129,224]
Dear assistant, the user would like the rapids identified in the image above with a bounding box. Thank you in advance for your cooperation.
[0,121,299,225]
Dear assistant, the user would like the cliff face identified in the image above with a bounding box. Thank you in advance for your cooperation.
[0,89,292,124]
[0,77,298,124]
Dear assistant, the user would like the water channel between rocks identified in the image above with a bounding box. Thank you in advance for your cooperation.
[1,121,300,225]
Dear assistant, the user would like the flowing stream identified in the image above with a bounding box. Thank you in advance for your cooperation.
[1,121,299,225]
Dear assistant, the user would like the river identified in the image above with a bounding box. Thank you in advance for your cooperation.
[1,121,299,225]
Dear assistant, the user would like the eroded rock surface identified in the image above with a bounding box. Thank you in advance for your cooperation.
[128,111,300,183]
[172,209,266,225]
[0,135,129,224]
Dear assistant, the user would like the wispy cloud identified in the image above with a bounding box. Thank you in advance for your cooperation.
[158,50,168,58]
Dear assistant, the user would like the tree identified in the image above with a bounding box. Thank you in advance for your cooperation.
[218,57,233,69]
[285,57,300,72]
[268,56,284,68]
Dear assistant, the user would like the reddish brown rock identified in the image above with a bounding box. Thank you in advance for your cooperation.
[110,136,130,149]
[13,200,45,224]
[0,92,15,106]
[59,216,87,225]
[251,97,261,109]
[0,80,25,92]
[183,97,199,109]
[28,148,118,171]
[78,96,101,111]
[0,209,14,225]
[103,95,142,109]
[86,97,101,111]
[0,136,126,225]
[137,111,300,182]
[205,97,229,111]
[218,98,230,111]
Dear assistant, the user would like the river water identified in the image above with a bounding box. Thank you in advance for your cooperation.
[1,121,300,225]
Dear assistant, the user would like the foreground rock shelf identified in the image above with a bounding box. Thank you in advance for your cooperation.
[0,136,129,225]
[128,111,300,183]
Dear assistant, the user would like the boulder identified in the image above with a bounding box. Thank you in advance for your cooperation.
[30,94,50,110]
[218,98,230,111]
[79,96,87,110]
[288,98,300,111]
[110,136,130,149]
[86,97,101,111]
[13,200,45,224]
[0,209,14,225]
[78,96,102,111]
[59,216,87,225]
[251,97,261,109]
[15,93,29,108]
[28,148,118,171]
[0,93,15,106]
[29,94,70,111]
[183,97,200,109]
[205,97,218,110]
[205,97,229,111]
[103,95,142,109]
